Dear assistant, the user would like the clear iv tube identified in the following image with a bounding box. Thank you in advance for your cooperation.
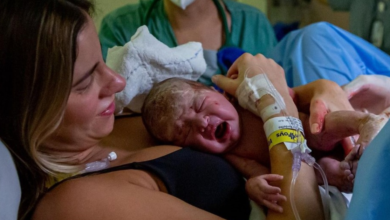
[290,162,330,220]
[290,169,301,220]
[314,162,330,220]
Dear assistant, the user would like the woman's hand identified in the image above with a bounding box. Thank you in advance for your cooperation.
[342,75,390,114]
[211,53,289,99]
[212,53,297,118]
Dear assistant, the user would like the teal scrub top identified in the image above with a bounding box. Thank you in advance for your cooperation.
[99,0,277,85]
[328,0,390,54]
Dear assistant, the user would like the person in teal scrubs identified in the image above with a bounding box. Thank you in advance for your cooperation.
[328,0,390,55]
[99,0,277,86]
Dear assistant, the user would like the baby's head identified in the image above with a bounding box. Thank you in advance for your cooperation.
[142,77,241,154]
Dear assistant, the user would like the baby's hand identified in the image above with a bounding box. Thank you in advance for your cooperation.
[246,174,286,213]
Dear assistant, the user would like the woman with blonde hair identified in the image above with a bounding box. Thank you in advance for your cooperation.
[1,0,367,219]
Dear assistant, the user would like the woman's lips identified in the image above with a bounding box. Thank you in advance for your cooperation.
[99,102,115,116]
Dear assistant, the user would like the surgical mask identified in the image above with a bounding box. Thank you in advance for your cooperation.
[170,0,196,10]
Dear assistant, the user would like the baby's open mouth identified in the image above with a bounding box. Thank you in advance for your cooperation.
[215,122,228,140]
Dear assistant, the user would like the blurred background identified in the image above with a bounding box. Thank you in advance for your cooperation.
[93,0,349,31]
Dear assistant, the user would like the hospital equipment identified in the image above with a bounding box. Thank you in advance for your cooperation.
[83,151,117,173]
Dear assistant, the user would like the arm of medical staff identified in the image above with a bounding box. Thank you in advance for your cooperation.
[98,4,143,60]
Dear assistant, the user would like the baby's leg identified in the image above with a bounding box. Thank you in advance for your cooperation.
[307,110,388,192]
[310,110,387,153]
[316,156,354,193]
[340,107,389,184]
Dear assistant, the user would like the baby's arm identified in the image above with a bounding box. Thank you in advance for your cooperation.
[224,154,286,213]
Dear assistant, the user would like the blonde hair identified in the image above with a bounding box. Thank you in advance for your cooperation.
[0,0,93,218]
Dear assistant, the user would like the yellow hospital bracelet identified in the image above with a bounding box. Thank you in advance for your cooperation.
[268,129,305,150]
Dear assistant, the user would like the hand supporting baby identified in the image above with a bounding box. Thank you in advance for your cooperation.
[343,75,390,115]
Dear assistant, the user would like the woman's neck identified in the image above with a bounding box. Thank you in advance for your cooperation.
[40,140,117,166]
[40,116,157,170]
[164,0,231,50]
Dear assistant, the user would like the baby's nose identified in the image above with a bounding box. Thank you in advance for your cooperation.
[193,116,209,131]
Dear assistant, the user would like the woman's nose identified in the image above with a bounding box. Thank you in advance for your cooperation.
[100,65,126,97]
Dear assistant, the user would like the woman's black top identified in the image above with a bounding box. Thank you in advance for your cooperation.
[53,148,251,220]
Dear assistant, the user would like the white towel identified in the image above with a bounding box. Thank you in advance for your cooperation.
[106,25,206,114]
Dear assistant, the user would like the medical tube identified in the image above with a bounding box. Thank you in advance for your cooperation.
[83,151,117,173]
[290,152,330,220]
[314,162,330,220]
[290,168,301,220]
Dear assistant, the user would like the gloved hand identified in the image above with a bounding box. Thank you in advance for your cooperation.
[342,75,390,114]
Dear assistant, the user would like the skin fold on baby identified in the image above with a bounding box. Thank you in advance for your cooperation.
[142,77,388,211]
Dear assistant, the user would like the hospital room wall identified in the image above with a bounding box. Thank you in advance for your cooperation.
[93,0,267,31]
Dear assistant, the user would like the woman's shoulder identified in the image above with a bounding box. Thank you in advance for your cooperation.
[31,150,228,220]
[31,161,164,220]
[32,173,115,220]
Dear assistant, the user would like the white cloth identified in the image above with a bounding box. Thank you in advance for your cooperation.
[106,26,206,114]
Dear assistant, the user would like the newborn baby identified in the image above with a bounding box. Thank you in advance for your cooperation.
[142,77,387,210]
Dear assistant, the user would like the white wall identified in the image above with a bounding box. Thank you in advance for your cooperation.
[93,0,267,31]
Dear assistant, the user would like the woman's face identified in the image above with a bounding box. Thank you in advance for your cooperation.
[45,17,125,150]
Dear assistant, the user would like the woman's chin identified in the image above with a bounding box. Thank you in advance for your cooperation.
[97,115,115,137]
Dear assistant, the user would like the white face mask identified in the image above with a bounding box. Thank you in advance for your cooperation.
[170,0,196,10]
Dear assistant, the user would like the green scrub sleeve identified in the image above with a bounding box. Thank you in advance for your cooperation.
[99,18,126,61]
[99,4,147,60]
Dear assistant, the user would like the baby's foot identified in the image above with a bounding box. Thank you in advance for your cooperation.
[317,156,354,193]
[339,146,360,192]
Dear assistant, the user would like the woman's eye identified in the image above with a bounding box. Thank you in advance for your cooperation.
[76,75,94,92]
